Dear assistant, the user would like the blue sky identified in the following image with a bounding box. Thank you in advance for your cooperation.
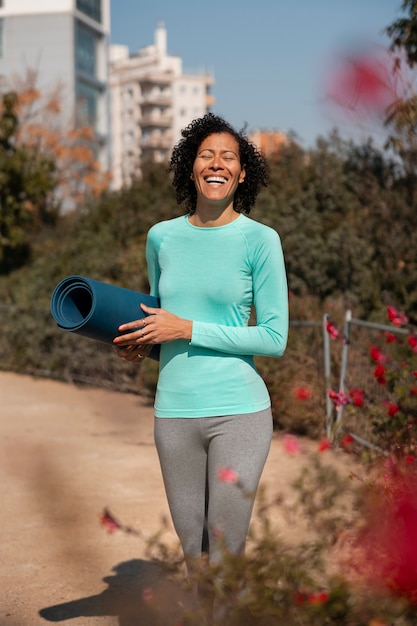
[110,1,404,148]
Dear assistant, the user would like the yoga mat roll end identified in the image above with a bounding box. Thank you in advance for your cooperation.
[50,275,160,361]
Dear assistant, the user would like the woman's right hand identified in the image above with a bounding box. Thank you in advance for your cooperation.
[113,343,152,363]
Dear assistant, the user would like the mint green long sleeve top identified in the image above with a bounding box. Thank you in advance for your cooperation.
[146,214,288,418]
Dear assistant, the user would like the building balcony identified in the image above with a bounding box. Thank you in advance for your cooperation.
[141,93,172,106]
[140,114,173,128]
[139,72,174,87]
[141,134,173,150]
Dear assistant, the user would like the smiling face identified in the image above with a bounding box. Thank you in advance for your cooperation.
[191,132,246,212]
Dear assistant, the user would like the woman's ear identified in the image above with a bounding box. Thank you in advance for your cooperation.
[190,172,194,180]
[239,166,246,184]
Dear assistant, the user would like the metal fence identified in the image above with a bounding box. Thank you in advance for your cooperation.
[325,309,411,447]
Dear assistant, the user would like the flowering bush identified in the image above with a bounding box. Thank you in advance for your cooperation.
[100,446,417,625]
[328,305,417,458]
[97,305,417,624]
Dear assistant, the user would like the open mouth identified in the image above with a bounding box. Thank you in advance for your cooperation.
[205,176,228,185]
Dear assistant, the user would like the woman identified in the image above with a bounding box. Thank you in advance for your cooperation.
[114,113,288,576]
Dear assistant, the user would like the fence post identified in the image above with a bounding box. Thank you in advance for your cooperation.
[323,313,333,439]
[334,309,352,436]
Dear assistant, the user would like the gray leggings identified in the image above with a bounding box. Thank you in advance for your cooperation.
[154,408,272,565]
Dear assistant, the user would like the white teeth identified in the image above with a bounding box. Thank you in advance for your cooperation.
[206,176,227,184]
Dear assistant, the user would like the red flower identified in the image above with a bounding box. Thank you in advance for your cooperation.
[410,387,417,396]
[370,345,386,364]
[294,590,307,605]
[387,305,409,327]
[406,456,415,464]
[408,335,417,353]
[318,438,332,452]
[387,403,400,418]
[326,320,340,340]
[349,388,364,407]
[218,467,238,484]
[347,467,417,602]
[326,52,396,114]
[384,331,398,344]
[99,508,121,534]
[373,364,386,384]
[340,434,354,448]
[308,591,329,604]
[293,386,311,400]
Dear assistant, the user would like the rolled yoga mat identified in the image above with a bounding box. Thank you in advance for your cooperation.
[50,275,160,361]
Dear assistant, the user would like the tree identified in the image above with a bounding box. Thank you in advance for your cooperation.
[386,0,417,67]
[384,1,417,198]
[0,92,56,273]
[11,70,111,209]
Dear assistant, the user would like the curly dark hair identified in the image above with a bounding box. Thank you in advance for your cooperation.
[168,112,268,215]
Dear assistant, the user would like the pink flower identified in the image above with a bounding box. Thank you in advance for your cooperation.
[387,305,409,327]
[283,434,301,455]
[328,388,351,407]
[218,467,238,484]
[293,386,311,400]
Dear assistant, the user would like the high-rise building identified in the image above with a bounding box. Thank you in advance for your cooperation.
[0,0,111,170]
[109,22,215,189]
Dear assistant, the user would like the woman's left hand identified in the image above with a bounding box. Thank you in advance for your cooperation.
[113,303,192,347]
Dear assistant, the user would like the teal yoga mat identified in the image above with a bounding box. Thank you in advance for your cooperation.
[50,275,160,361]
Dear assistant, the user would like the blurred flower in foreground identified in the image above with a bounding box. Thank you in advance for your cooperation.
[324,45,403,121]
[343,463,417,603]
[218,467,239,484]
[282,434,301,455]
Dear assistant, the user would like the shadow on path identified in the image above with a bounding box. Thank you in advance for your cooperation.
[39,558,191,626]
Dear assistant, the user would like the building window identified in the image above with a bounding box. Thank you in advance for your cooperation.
[75,23,97,78]
[0,19,3,58]
[76,0,101,23]
[76,80,99,130]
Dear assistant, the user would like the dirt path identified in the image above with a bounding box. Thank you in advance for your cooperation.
[0,371,357,626]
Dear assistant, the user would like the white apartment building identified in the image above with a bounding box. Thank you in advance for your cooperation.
[0,0,111,170]
[109,22,215,189]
